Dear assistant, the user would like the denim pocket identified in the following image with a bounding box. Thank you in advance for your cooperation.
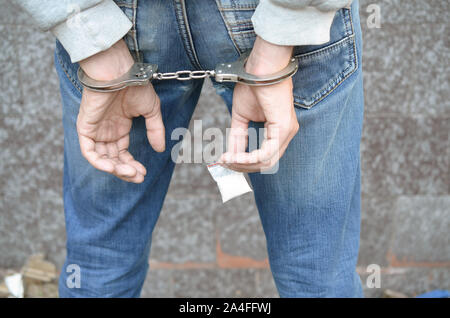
[216,1,358,110]
[114,0,141,61]
[292,8,358,109]
[215,0,259,54]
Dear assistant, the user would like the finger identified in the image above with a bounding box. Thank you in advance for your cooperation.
[225,139,289,173]
[221,128,286,172]
[224,116,287,164]
[94,141,108,157]
[222,136,279,165]
[144,96,166,152]
[79,135,114,173]
[80,137,138,182]
[118,149,147,176]
[109,157,144,183]
[106,142,119,159]
[228,112,249,154]
[225,124,294,172]
[124,173,145,184]
[121,170,145,183]
[114,163,138,178]
[113,136,147,181]
[115,172,144,184]
[115,135,146,175]
[105,142,138,178]
[218,115,249,164]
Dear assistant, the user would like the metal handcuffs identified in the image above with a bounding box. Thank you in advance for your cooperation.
[77,51,299,92]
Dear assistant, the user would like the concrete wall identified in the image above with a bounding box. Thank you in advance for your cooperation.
[0,0,448,297]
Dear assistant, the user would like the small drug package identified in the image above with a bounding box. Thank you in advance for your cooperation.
[207,163,253,203]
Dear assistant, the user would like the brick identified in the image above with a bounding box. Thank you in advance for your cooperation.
[361,117,448,196]
[362,23,449,116]
[388,196,450,264]
[358,195,396,267]
[141,269,174,298]
[359,0,448,25]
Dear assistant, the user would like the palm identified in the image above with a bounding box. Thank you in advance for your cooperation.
[85,96,131,140]
[77,84,165,183]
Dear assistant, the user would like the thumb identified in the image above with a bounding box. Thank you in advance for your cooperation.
[144,96,166,152]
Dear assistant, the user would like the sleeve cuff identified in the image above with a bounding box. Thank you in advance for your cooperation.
[51,0,132,63]
[251,2,338,46]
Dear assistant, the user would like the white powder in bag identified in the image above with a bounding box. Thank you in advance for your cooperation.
[207,163,253,203]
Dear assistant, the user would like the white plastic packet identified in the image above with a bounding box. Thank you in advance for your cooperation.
[5,273,24,298]
[207,163,252,203]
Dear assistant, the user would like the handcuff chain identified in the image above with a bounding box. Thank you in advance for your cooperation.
[152,69,216,81]
[77,51,298,92]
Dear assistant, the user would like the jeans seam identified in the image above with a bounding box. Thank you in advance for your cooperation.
[173,0,203,69]
[231,21,253,26]
[343,5,354,37]
[131,0,142,62]
[55,49,82,94]
[218,3,258,10]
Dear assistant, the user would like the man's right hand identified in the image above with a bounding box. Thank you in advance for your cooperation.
[219,36,299,173]
[77,39,165,183]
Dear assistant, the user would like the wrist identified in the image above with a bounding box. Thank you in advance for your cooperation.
[245,36,294,76]
[79,39,134,81]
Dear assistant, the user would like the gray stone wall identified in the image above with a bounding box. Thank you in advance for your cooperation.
[0,0,448,297]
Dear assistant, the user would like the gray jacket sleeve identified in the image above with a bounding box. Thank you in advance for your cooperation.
[251,0,353,46]
[12,0,132,63]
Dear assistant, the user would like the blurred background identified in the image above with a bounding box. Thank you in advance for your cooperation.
[0,0,448,297]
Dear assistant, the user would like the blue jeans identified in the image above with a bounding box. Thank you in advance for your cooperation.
[54,0,364,297]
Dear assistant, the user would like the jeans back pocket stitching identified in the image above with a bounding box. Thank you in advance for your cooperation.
[131,0,142,62]
[218,5,258,10]
[293,35,355,88]
[294,40,357,108]
[215,0,242,55]
[293,7,358,109]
